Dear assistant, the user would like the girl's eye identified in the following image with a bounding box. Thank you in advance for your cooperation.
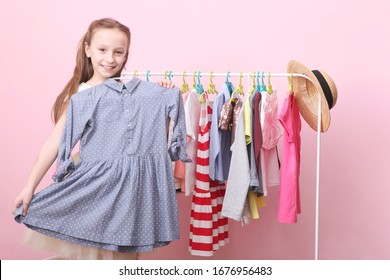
[115,51,124,56]
[99,48,106,52]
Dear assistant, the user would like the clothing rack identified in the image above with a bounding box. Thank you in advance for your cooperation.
[121,71,311,81]
[121,71,322,260]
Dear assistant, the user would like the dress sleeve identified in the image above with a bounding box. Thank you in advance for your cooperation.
[52,94,94,182]
[167,88,192,163]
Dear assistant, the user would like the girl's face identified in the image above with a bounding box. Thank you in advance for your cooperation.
[85,28,129,84]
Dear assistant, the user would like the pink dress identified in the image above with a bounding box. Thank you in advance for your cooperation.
[277,94,301,223]
[260,90,282,195]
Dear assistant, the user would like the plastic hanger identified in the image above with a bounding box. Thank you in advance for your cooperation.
[195,71,207,103]
[225,71,233,93]
[180,71,189,93]
[207,71,217,94]
[249,72,256,95]
[230,72,244,102]
[146,70,150,82]
[266,71,273,94]
[256,71,262,92]
[192,71,197,89]
[196,71,204,94]
[289,71,294,95]
[164,70,173,81]
[121,70,136,80]
[233,72,244,95]
[261,71,267,92]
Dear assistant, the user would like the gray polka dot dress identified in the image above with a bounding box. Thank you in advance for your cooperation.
[14,78,191,252]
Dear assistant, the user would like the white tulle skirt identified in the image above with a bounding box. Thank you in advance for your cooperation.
[23,229,142,260]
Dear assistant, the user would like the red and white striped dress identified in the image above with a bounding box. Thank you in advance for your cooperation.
[189,98,229,257]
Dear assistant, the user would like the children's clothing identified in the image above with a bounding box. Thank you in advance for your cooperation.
[15,78,190,252]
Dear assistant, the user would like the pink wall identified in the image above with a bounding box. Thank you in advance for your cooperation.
[1,0,389,260]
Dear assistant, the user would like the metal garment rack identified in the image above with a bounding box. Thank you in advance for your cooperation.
[121,71,322,260]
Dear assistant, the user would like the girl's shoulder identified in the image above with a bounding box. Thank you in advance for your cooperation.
[71,83,105,104]
[77,82,92,93]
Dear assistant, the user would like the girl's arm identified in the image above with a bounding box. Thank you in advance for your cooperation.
[12,112,66,216]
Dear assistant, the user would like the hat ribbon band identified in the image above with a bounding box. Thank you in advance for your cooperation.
[312,70,334,109]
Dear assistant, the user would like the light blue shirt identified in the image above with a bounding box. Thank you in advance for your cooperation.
[209,82,234,182]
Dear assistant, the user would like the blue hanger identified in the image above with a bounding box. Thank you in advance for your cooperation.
[256,71,261,92]
[225,71,233,93]
[146,70,150,81]
[261,71,266,91]
[195,71,204,93]
[168,70,172,81]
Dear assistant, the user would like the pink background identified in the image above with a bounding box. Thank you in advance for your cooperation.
[1,0,389,260]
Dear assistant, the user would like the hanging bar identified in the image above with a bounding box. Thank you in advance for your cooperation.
[120,71,313,82]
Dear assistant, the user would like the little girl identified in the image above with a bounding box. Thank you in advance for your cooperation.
[12,18,182,260]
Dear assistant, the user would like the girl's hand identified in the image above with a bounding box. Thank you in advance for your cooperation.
[158,79,175,88]
[12,188,34,216]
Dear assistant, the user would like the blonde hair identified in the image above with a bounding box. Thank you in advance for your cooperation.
[52,18,131,123]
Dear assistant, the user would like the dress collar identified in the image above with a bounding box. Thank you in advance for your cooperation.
[104,77,141,93]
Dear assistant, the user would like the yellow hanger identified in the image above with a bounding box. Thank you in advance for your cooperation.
[192,71,197,89]
[235,72,244,95]
[266,72,273,94]
[230,72,244,102]
[164,70,169,80]
[199,91,208,103]
[180,71,189,93]
[207,71,217,94]
[289,71,294,95]
[133,70,138,77]
[249,72,256,95]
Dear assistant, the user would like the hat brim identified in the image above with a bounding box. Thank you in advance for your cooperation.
[287,60,331,132]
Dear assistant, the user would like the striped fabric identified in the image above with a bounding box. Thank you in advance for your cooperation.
[189,99,229,257]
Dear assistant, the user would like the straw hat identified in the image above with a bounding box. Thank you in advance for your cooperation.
[287,60,337,132]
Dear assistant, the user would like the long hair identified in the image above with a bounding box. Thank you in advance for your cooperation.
[52,18,131,123]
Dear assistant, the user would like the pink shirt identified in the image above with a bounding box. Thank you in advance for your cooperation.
[260,90,282,196]
[277,94,301,223]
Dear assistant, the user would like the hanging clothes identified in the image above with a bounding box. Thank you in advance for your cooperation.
[260,90,282,196]
[14,78,191,252]
[184,89,202,196]
[248,90,263,195]
[168,121,182,190]
[209,82,234,182]
[221,92,251,221]
[189,97,228,256]
[174,89,192,192]
[278,93,302,223]
[248,89,266,220]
